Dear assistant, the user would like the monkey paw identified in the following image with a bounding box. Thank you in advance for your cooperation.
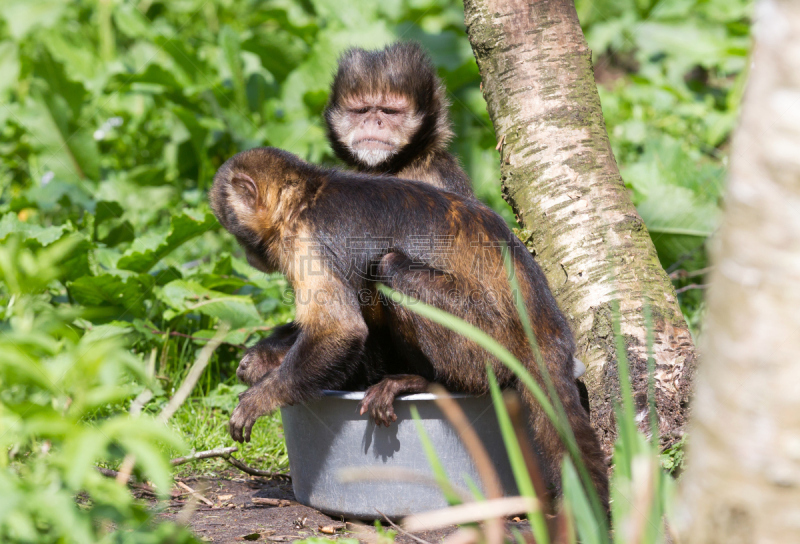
[236,345,284,385]
[359,383,399,427]
[229,386,278,443]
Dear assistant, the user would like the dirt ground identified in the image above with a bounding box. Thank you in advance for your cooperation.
[157,472,483,544]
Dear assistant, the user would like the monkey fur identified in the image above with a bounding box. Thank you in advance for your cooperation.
[324,41,473,197]
[238,42,476,422]
[210,147,609,509]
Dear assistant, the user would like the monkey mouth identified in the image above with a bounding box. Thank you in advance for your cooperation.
[353,138,394,151]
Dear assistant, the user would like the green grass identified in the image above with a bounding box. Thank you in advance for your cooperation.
[169,403,289,478]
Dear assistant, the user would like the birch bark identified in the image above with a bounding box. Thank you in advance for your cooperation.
[676,1,800,541]
[463,0,696,456]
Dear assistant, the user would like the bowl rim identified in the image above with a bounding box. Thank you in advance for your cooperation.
[321,389,476,401]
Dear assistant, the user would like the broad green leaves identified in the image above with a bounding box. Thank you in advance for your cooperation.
[580,0,751,272]
[624,136,723,264]
[0,212,68,245]
[117,211,218,273]
[69,273,156,317]
[0,243,195,542]
[0,0,69,41]
[159,280,262,329]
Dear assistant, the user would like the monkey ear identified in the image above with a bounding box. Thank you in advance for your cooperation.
[231,173,258,203]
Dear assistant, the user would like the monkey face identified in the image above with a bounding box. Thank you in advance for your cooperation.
[331,93,423,167]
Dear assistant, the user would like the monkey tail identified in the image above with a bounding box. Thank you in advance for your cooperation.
[516,375,610,513]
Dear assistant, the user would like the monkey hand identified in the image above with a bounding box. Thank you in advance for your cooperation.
[359,381,399,427]
[237,344,285,385]
[229,380,281,443]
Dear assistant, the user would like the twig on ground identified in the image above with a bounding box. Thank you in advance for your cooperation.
[168,445,289,480]
[176,480,214,507]
[225,455,290,480]
[376,509,433,544]
[129,389,153,416]
[251,497,295,507]
[171,446,240,466]
[159,323,230,423]
[175,484,201,525]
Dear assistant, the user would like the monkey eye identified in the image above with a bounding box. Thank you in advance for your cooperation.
[380,108,400,115]
[350,107,370,114]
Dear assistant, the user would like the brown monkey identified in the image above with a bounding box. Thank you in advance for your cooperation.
[324,42,473,196]
[210,147,609,510]
[237,42,475,421]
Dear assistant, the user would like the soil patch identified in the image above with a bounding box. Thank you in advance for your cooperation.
[157,473,469,543]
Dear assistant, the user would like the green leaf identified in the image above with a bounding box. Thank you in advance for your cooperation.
[113,63,183,90]
[202,383,248,413]
[159,279,262,328]
[117,211,218,273]
[62,428,109,489]
[219,25,248,111]
[68,273,156,318]
[23,73,100,182]
[0,0,68,40]
[94,200,124,226]
[0,41,20,95]
[112,3,152,39]
[0,212,68,245]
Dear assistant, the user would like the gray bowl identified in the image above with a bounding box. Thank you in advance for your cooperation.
[280,390,522,520]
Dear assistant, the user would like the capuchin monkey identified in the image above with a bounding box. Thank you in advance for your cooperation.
[210,147,609,511]
[236,42,589,425]
[324,41,473,197]
[237,42,475,422]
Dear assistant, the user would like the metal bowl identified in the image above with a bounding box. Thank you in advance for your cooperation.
[280,390,521,520]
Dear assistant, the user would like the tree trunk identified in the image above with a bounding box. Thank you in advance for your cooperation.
[462,0,696,457]
[675,1,800,541]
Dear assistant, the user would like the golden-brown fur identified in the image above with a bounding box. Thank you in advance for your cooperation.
[210,147,609,511]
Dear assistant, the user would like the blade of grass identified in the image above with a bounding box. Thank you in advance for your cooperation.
[562,457,601,544]
[643,304,660,447]
[611,300,639,459]
[509,526,527,544]
[429,385,504,544]
[462,475,486,501]
[429,384,503,501]
[410,405,462,506]
[502,247,609,531]
[378,283,610,541]
[487,368,548,544]
[376,285,557,425]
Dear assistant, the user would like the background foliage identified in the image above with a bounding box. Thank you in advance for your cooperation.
[0,0,751,541]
